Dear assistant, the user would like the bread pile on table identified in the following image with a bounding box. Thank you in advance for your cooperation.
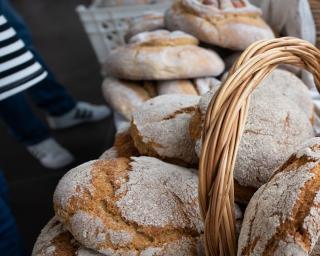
[101,0,276,129]
[33,0,320,255]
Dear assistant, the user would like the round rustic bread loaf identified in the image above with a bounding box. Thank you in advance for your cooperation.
[125,12,164,41]
[32,216,102,256]
[104,30,225,80]
[191,69,314,202]
[238,138,320,255]
[99,124,139,160]
[102,77,150,121]
[53,157,204,255]
[165,0,274,50]
[131,94,200,166]
[157,80,198,95]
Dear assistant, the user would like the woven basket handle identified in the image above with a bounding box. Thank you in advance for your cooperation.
[199,37,320,256]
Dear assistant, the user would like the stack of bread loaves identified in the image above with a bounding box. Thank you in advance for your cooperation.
[101,0,276,128]
[33,64,319,255]
[33,1,320,255]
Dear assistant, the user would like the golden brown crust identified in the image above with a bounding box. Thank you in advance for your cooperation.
[104,30,225,80]
[32,217,104,256]
[238,138,320,255]
[32,217,79,256]
[130,95,200,166]
[113,129,139,158]
[53,157,203,254]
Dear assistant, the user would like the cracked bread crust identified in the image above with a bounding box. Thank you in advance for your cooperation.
[131,94,200,166]
[191,69,314,202]
[32,216,102,256]
[104,30,225,80]
[53,157,204,255]
[238,138,320,256]
[164,0,274,50]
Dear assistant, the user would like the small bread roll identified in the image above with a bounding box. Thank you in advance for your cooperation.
[125,12,164,41]
[191,69,314,202]
[131,94,200,166]
[102,77,150,120]
[238,138,320,255]
[99,124,139,160]
[165,0,274,50]
[157,80,198,95]
[53,157,204,255]
[32,216,101,256]
[104,30,225,80]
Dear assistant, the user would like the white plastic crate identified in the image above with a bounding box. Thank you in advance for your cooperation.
[76,0,171,65]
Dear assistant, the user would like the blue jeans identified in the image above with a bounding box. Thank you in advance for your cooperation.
[0,0,76,145]
[0,171,25,256]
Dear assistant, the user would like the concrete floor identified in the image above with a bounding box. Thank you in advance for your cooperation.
[0,0,115,253]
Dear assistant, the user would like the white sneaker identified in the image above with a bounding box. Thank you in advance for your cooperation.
[47,102,111,130]
[27,138,74,169]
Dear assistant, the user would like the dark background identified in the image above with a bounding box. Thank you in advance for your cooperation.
[0,0,115,253]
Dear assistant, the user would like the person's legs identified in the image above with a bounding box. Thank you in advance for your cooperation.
[1,0,77,116]
[0,171,26,256]
[0,94,74,169]
[0,93,50,146]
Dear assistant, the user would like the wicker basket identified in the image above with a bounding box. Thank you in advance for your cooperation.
[199,37,320,256]
[310,0,320,47]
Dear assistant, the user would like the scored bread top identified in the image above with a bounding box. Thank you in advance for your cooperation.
[53,156,203,255]
[165,0,274,50]
[238,137,320,255]
[131,94,200,165]
[104,30,225,80]
[180,0,262,17]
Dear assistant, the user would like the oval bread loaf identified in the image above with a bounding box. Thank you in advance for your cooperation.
[131,94,200,166]
[32,216,102,256]
[53,156,204,255]
[165,0,274,50]
[238,138,320,255]
[104,30,225,80]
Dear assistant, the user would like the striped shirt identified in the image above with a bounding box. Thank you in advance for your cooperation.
[0,14,47,101]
